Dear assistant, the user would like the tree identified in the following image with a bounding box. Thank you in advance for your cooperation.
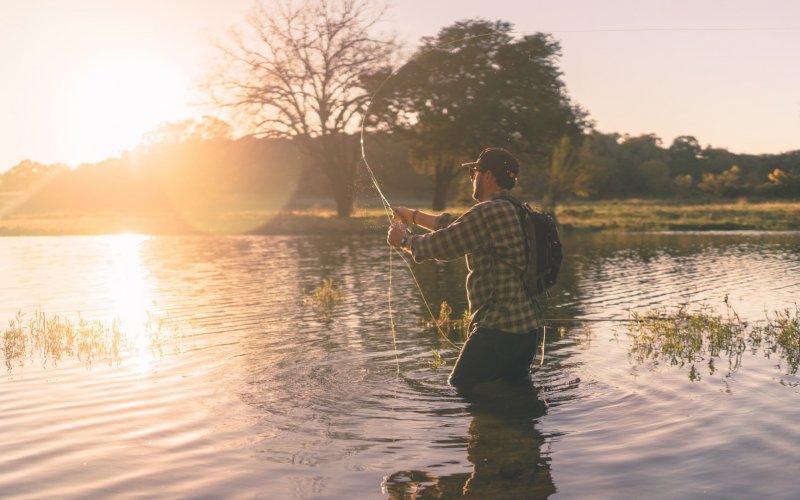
[366,19,587,210]
[758,168,800,197]
[698,165,745,197]
[575,131,622,198]
[668,135,703,177]
[207,0,396,217]
[542,135,593,207]
[141,116,233,150]
[616,134,667,196]
[0,160,68,193]
[672,174,695,197]
[637,159,672,196]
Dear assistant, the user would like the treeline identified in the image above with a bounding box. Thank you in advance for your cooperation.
[1,122,798,218]
[2,4,799,218]
[0,118,425,216]
[543,132,800,203]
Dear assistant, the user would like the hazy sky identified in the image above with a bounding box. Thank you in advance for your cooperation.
[1,0,798,171]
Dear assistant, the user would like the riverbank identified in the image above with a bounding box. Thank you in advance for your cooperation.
[1,200,798,236]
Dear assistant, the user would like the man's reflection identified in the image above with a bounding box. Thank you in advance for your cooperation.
[384,379,555,498]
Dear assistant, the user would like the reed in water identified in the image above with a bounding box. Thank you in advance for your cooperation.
[2,309,182,372]
[627,301,800,381]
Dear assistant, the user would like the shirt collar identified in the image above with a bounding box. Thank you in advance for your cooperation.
[489,189,513,200]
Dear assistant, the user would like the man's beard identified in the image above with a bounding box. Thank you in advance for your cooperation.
[473,181,482,202]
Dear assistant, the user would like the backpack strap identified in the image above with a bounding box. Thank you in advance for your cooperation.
[490,193,532,277]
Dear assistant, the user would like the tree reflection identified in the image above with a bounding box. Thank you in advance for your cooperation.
[383,379,555,498]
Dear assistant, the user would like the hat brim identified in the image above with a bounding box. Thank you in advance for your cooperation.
[461,161,479,169]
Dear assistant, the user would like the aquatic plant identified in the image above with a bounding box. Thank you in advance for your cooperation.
[429,349,445,370]
[427,301,470,340]
[306,278,344,318]
[751,306,800,376]
[3,311,27,371]
[628,303,800,381]
[1,309,181,372]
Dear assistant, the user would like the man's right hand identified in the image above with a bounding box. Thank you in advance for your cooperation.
[392,206,413,225]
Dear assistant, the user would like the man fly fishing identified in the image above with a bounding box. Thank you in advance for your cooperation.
[388,148,549,388]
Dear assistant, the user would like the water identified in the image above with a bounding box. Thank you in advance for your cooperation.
[1,232,799,498]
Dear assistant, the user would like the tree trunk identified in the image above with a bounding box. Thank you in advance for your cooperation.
[324,163,354,218]
[333,184,354,218]
[432,164,453,211]
[309,134,356,218]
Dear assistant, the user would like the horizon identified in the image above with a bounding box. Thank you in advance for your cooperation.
[1,0,798,172]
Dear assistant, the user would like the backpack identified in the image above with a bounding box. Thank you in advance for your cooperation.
[495,195,563,297]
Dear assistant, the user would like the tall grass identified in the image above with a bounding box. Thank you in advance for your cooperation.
[427,301,471,341]
[2,309,181,372]
[628,302,800,381]
[429,349,446,370]
[306,278,344,318]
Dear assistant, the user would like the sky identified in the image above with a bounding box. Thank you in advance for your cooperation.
[1,0,798,171]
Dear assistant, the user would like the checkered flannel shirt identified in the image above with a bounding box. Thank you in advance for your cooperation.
[408,190,542,334]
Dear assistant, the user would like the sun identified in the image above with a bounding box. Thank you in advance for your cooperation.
[60,54,190,165]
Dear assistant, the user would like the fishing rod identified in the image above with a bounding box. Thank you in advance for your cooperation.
[543,317,633,323]
[357,35,511,352]
[541,317,671,323]
[357,26,781,356]
[357,31,640,353]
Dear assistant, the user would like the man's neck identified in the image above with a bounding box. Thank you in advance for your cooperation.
[479,185,500,202]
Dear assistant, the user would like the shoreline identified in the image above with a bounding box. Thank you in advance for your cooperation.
[1,200,799,236]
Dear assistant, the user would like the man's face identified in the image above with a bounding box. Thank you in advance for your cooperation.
[471,167,486,201]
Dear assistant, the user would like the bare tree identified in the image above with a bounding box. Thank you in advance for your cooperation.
[206,0,396,217]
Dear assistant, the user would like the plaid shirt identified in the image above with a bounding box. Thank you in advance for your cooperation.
[408,190,542,334]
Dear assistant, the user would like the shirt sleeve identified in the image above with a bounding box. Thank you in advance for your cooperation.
[436,212,458,230]
[409,204,489,263]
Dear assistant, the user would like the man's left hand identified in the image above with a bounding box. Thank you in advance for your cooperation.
[387,222,408,247]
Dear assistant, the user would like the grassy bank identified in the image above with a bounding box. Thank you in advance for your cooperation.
[555,199,800,232]
[1,200,798,236]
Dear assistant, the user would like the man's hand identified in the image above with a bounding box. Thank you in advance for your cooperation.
[391,206,413,224]
[387,222,408,248]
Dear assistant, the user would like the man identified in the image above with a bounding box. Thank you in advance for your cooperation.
[387,148,542,388]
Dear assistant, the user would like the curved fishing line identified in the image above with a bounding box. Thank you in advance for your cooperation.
[358,33,502,352]
[387,246,400,375]
[358,22,758,355]
[354,22,800,383]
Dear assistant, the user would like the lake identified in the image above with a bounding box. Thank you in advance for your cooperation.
[1,231,799,498]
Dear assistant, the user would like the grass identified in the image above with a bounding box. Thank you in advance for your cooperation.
[556,199,800,232]
[305,278,345,318]
[1,199,798,235]
[429,349,446,370]
[627,302,800,381]
[1,309,182,372]
[426,301,471,341]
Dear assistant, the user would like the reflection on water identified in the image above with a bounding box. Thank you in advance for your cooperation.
[1,232,800,498]
[384,380,553,498]
[108,234,152,332]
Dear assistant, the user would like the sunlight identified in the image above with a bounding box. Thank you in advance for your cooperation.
[61,55,190,165]
[105,233,156,371]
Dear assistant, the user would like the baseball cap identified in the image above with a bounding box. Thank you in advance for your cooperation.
[461,148,520,182]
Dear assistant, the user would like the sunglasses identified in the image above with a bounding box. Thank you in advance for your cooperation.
[468,166,484,180]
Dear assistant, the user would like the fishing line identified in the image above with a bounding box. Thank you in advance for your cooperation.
[534,26,800,33]
[357,34,500,354]
[357,23,782,365]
